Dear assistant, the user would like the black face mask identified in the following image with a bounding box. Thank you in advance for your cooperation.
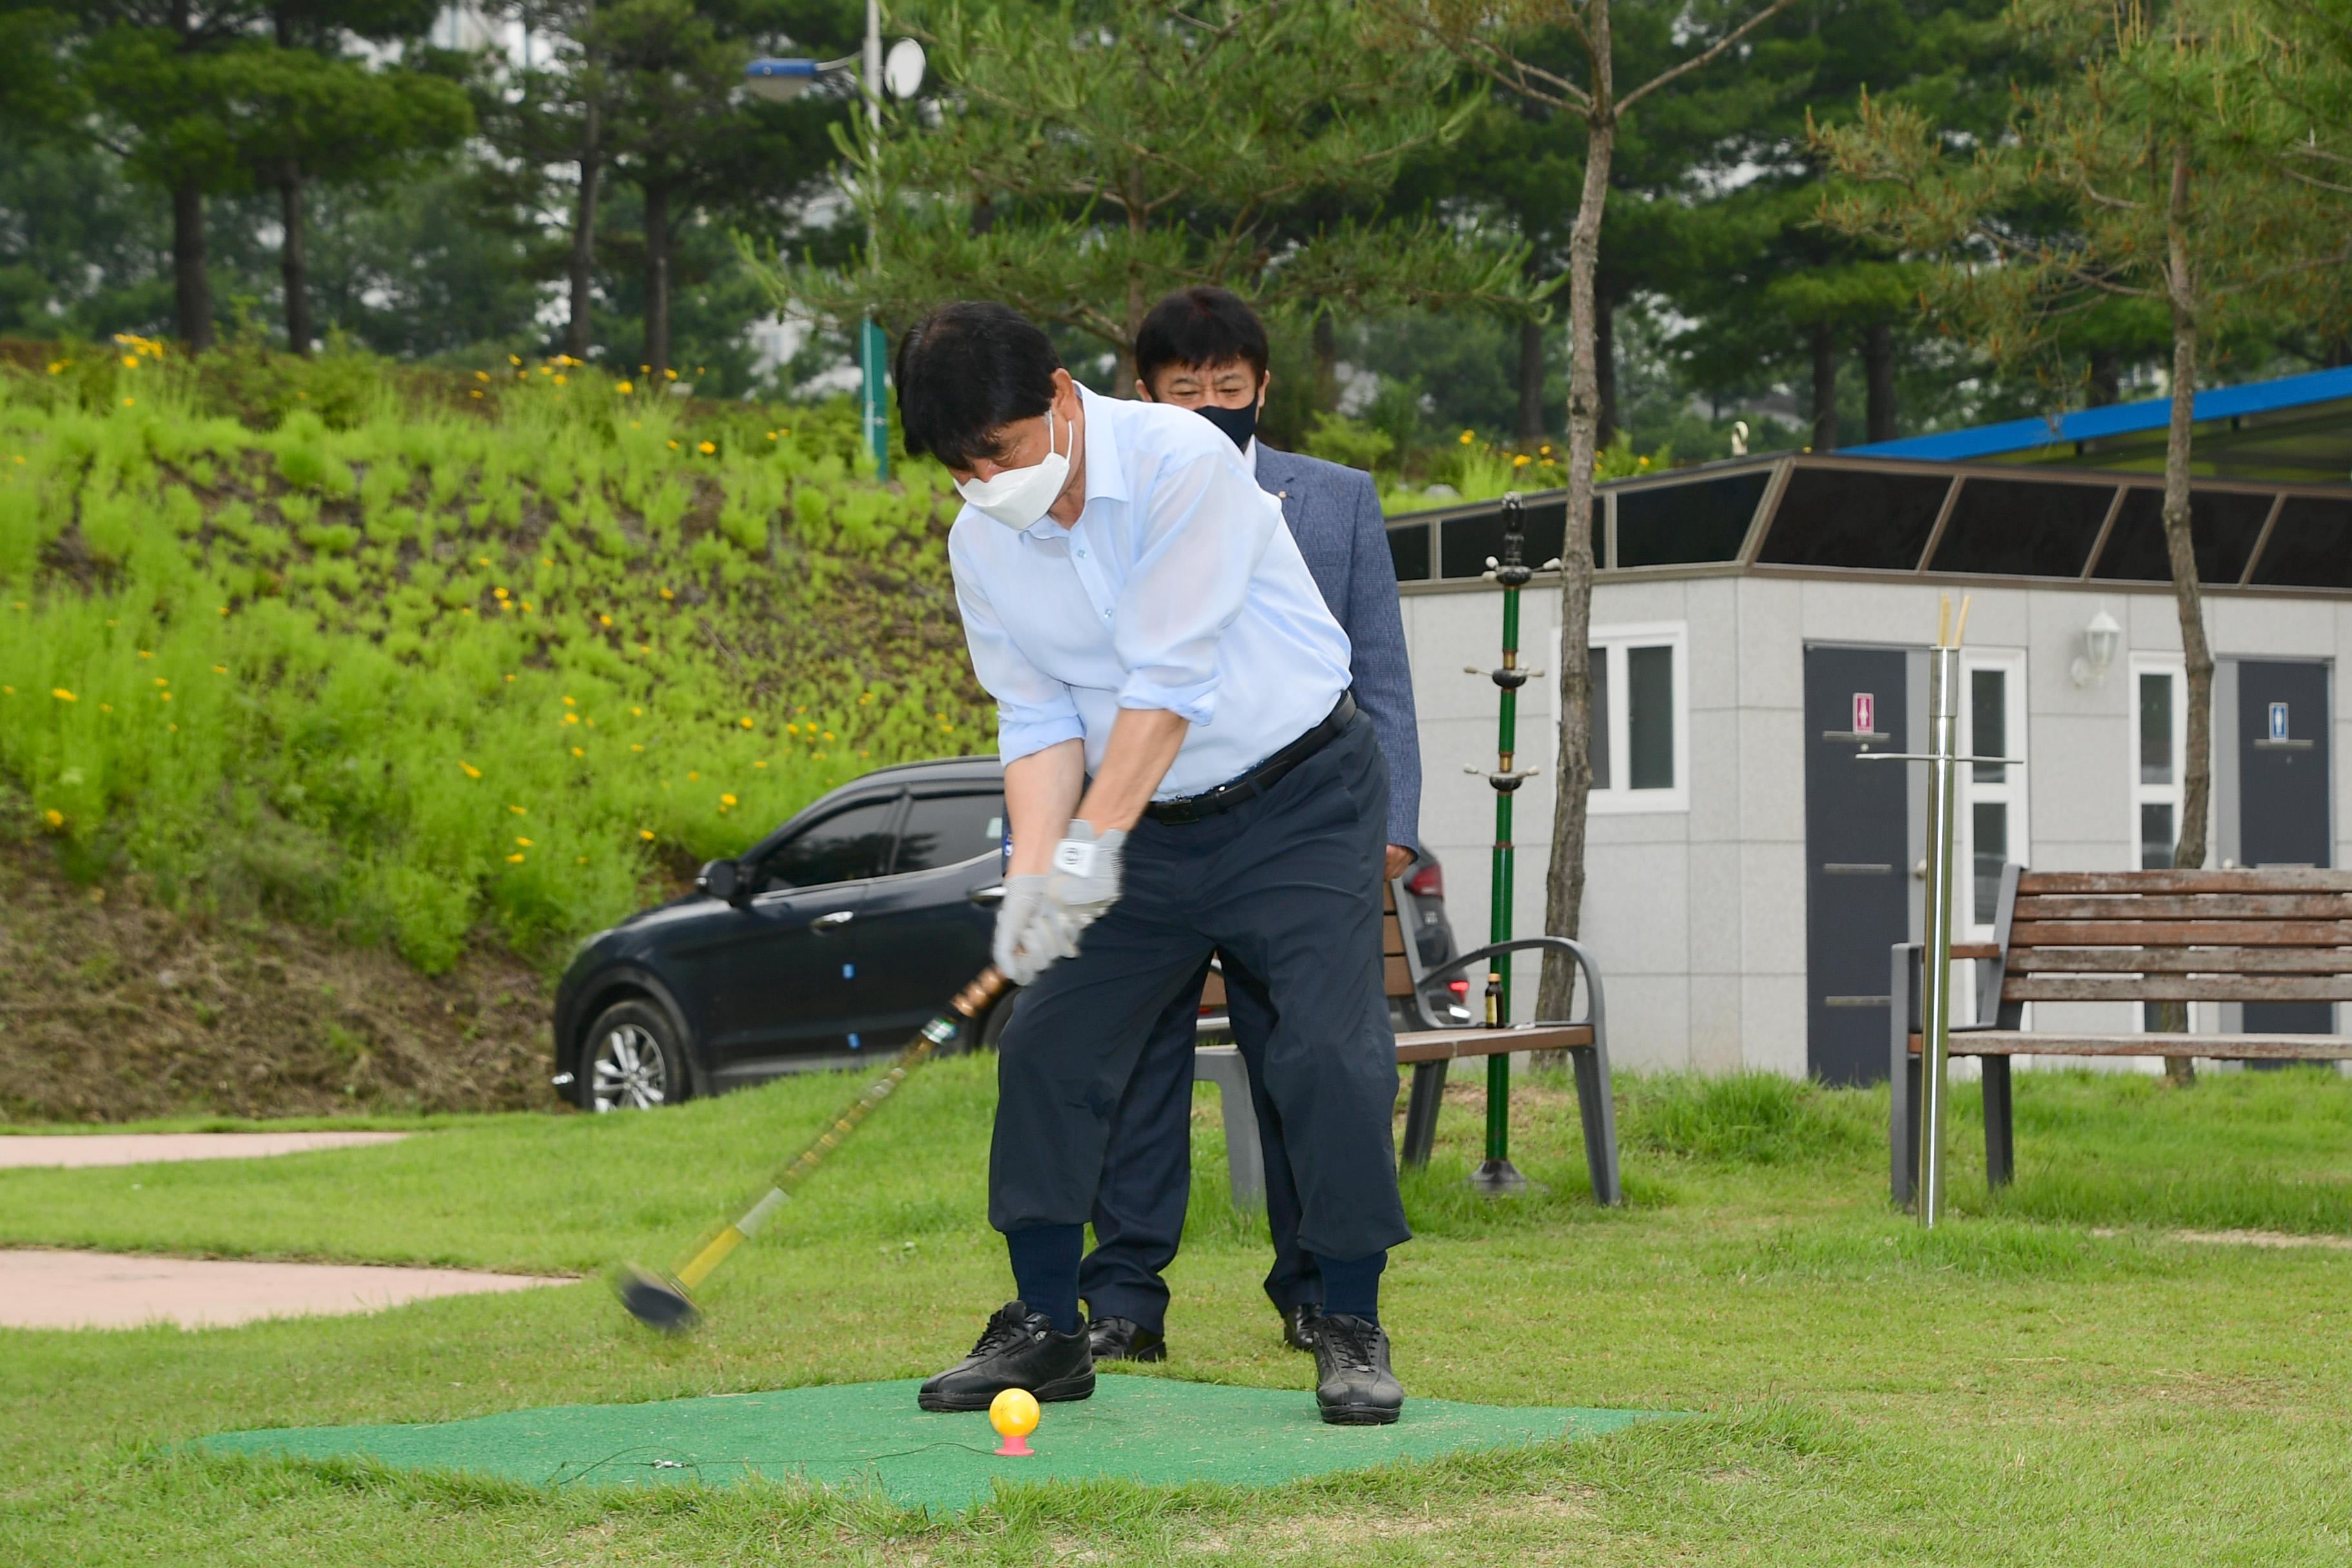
[1193,400,1259,452]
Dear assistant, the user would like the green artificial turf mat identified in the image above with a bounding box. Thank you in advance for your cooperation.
[201,1375,1658,1513]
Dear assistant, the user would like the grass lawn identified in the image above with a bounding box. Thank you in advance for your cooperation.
[3,1060,2351,1563]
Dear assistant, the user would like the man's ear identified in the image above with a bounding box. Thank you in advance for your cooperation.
[1257,369,1271,411]
[1134,378,1153,401]
[1051,366,1079,415]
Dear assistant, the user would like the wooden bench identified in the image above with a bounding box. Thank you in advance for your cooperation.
[1195,883,1622,1207]
[1890,865,2352,1204]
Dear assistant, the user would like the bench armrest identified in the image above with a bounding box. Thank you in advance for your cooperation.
[1412,936,1606,1041]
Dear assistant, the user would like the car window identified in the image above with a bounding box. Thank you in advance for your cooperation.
[754,798,897,893]
[894,792,1007,875]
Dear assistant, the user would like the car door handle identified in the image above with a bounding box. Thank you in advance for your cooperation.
[810,910,856,931]
[968,886,1005,906]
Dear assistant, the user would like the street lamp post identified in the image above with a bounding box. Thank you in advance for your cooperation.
[748,13,922,479]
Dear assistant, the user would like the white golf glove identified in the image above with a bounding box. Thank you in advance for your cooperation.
[991,874,1050,985]
[1037,821,1126,956]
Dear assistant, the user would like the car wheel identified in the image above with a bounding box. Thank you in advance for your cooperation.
[579,998,690,1112]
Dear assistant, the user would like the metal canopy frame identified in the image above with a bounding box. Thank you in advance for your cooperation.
[1386,453,2352,598]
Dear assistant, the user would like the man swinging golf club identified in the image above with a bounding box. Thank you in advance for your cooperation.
[899,301,1409,1426]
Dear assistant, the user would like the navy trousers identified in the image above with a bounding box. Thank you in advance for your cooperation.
[989,716,1409,1277]
[1078,949,1318,1331]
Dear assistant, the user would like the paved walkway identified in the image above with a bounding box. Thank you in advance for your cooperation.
[0,1132,410,1168]
[0,1250,573,1329]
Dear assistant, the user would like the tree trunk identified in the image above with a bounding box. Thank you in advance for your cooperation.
[1810,322,1838,450]
[2088,348,2122,407]
[172,181,213,351]
[643,177,672,378]
[2159,142,2211,1088]
[279,172,311,356]
[1594,289,1618,447]
[1536,14,1616,1026]
[1312,309,1339,413]
[1863,320,1896,442]
[1516,313,1547,443]
[567,116,601,361]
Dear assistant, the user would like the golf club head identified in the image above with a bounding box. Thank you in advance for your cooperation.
[612,1263,700,1333]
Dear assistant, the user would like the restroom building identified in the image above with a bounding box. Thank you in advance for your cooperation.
[1388,366,2352,1081]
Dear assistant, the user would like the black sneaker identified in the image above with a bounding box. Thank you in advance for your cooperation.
[917,1300,1095,1412]
[1312,1313,1404,1426]
[1086,1315,1168,1364]
[1282,1302,1325,1353]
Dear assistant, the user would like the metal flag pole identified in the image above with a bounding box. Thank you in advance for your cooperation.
[1464,493,1545,1193]
[1855,594,2017,1226]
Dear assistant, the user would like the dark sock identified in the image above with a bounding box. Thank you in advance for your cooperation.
[1313,1249,1385,1327]
[1004,1223,1084,1335]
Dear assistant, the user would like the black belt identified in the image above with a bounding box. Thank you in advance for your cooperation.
[1144,693,1357,826]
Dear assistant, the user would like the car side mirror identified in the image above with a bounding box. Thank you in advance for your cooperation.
[697,858,746,904]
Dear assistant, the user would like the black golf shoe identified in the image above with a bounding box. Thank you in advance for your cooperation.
[1281,1302,1324,1353]
[1086,1315,1167,1363]
[917,1301,1095,1412]
[1312,1313,1404,1426]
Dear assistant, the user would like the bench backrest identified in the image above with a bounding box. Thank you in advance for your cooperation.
[1198,885,1418,1008]
[1994,868,2352,1008]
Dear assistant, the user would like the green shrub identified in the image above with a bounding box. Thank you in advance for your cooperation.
[0,346,991,972]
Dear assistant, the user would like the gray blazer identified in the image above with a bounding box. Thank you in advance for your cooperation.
[1253,442,1422,851]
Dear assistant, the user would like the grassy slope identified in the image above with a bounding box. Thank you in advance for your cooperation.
[4,1067,2351,1563]
[0,347,988,981]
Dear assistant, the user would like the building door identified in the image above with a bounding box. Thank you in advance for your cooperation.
[1803,646,1910,1084]
[2238,660,2334,1041]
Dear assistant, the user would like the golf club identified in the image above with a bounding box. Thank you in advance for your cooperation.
[613,966,1009,1332]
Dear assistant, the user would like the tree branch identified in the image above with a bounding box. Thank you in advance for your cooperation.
[1618,0,1799,118]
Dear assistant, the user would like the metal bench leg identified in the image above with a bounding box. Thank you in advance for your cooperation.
[1191,1046,1266,1213]
[1571,1042,1622,1206]
[1981,1055,2014,1190]
[1401,1060,1447,1168]
[1890,943,1919,1210]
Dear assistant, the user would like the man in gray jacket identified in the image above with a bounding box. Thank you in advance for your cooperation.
[1080,286,1423,1361]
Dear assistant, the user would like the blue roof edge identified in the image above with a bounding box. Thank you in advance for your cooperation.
[1848,365,2352,462]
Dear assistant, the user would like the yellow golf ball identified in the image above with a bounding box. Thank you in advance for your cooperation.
[989,1387,1040,1439]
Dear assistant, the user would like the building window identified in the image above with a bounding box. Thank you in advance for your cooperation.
[1958,652,2027,933]
[1558,623,1689,814]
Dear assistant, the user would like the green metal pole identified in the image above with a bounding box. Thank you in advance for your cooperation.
[1471,494,1533,1193]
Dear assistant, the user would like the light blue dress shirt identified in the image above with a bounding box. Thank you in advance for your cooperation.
[949,386,1355,800]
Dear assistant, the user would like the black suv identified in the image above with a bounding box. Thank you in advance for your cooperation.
[552,756,1465,1112]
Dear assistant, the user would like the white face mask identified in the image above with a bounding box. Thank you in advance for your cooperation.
[956,408,1071,530]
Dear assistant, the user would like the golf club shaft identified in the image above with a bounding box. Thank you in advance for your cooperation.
[670,966,1008,1291]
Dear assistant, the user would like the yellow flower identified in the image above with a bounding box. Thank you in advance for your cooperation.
[598,614,612,627]
[1459,430,1475,445]
[1539,444,1553,455]
[509,804,527,815]
[738,716,754,729]
[765,431,778,441]
[506,852,525,863]
[821,730,835,741]
[640,828,656,841]
[44,808,64,828]
[217,605,230,616]
[664,368,678,381]
[122,398,134,407]
[721,792,739,807]
[616,381,634,395]
[630,706,643,716]
[504,674,515,682]
[638,643,651,654]
[46,360,64,375]
[508,354,522,366]
[121,355,137,369]
[542,556,553,565]
[515,836,534,847]
[470,390,484,400]
[212,665,227,674]
[564,712,580,725]
[688,770,700,781]
[698,441,716,455]
[630,421,641,429]
[640,364,651,373]
[667,440,680,450]
[660,587,674,600]
[1636,455,1651,469]
[562,695,576,705]
[521,601,534,612]
[495,587,509,600]
[160,692,172,702]
[553,374,568,386]
[476,556,490,565]
[100,703,112,712]
[460,761,482,778]
[571,746,584,756]
[630,743,644,752]
[754,760,767,769]
[577,855,587,864]
[51,687,75,701]
[1513,454,1531,467]
[475,370,491,382]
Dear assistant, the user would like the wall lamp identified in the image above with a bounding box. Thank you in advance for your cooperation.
[2070,608,2121,687]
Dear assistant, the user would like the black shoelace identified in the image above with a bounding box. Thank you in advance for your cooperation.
[966,1304,1034,1358]
[1321,1319,1379,1373]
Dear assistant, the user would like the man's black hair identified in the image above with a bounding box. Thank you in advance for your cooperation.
[1133,286,1270,390]
[894,302,1063,468]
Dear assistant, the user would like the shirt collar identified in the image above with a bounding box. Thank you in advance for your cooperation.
[1017,384,1124,541]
